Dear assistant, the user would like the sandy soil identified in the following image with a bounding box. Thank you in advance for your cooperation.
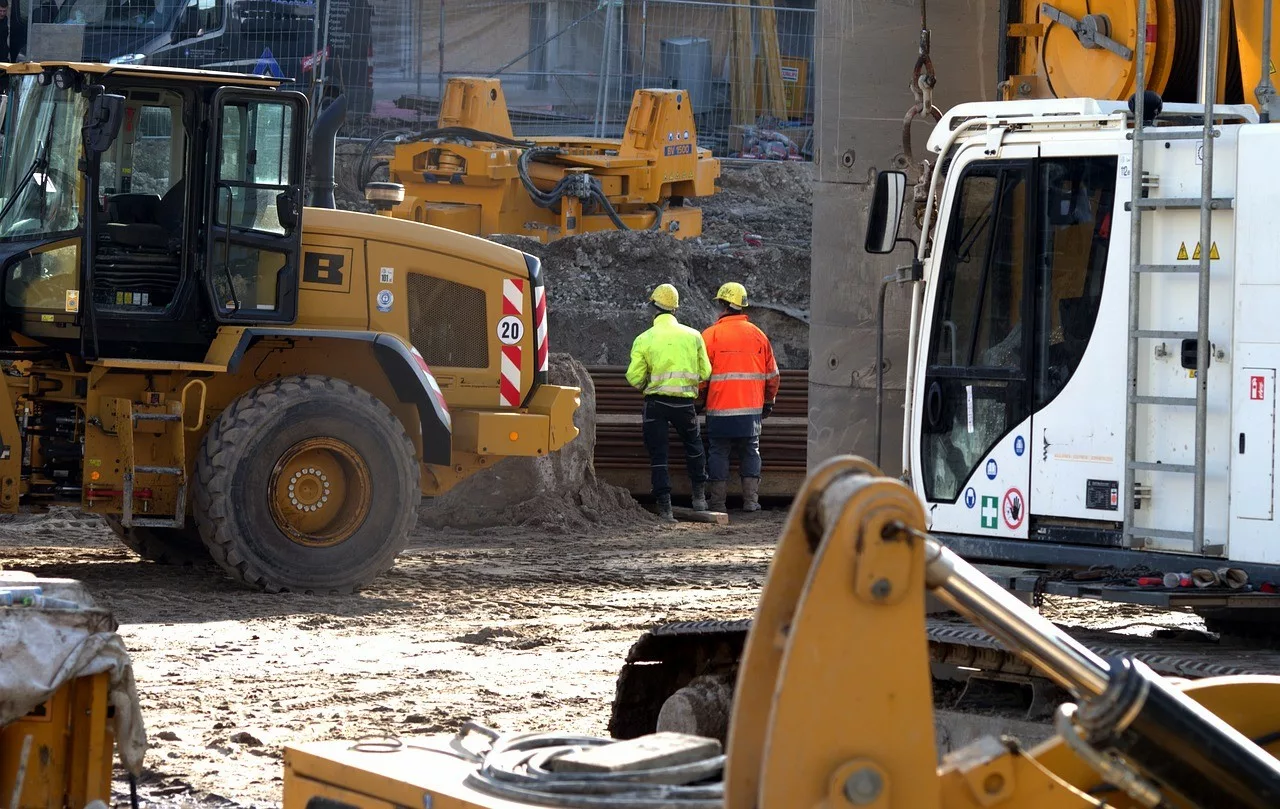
[0,508,785,808]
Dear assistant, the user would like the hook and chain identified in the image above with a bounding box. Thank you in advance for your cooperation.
[902,0,940,228]
[901,0,941,167]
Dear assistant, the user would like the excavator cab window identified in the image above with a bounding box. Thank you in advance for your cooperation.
[1033,157,1116,405]
[203,88,305,323]
[922,162,1032,501]
[921,155,1117,503]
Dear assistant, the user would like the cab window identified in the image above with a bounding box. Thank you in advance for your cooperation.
[210,97,298,316]
[5,243,79,312]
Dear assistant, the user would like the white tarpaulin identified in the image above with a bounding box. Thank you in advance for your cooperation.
[0,576,147,777]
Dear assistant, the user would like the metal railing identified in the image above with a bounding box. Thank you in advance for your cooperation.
[5,0,816,157]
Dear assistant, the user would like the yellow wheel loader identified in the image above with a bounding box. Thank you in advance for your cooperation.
[282,458,1280,809]
[0,61,580,593]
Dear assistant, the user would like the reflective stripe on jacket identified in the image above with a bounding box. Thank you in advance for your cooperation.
[701,314,779,416]
[626,312,712,398]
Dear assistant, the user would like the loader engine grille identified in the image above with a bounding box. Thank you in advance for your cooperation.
[407,274,489,368]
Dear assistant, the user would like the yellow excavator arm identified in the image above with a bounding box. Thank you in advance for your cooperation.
[282,458,1280,809]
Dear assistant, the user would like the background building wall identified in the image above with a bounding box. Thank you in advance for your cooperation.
[808,0,1000,472]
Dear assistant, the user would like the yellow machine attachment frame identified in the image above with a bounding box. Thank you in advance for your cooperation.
[365,78,721,242]
[282,457,1280,809]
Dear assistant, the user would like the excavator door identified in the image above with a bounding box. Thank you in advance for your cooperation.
[204,88,307,323]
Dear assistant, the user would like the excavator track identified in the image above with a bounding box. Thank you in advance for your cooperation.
[608,617,1280,739]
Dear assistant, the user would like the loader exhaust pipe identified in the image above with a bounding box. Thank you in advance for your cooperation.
[309,94,347,210]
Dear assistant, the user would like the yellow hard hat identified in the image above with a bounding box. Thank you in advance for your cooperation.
[715,282,748,309]
[650,283,680,311]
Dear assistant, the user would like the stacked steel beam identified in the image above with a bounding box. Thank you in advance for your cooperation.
[587,366,808,479]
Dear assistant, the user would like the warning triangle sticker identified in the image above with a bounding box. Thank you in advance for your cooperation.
[1189,241,1221,261]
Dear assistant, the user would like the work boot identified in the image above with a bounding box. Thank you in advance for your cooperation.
[741,477,761,512]
[691,481,708,512]
[657,493,677,523]
[708,480,728,513]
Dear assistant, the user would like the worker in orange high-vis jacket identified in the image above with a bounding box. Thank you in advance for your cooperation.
[700,282,779,512]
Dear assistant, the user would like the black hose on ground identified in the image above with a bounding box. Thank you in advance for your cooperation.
[455,722,724,809]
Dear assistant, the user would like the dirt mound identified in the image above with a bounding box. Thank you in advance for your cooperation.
[493,226,810,369]
[418,354,650,533]
[700,161,812,247]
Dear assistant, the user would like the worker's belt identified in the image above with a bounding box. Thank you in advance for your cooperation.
[707,407,764,417]
[645,394,698,404]
[708,371,779,382]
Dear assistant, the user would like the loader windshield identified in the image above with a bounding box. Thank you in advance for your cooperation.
[0,75,87,240]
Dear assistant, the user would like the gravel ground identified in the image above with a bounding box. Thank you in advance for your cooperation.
[0,508,783,809]
[0,504,1200,809]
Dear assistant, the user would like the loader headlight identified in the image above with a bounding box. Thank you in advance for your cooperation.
[108,53,147,65]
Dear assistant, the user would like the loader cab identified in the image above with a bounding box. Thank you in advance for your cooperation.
[0,63,306,359]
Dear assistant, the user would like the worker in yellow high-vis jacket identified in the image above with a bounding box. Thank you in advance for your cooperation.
[626,283,712,522]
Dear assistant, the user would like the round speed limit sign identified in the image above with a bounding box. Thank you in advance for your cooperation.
[497,315,525,346]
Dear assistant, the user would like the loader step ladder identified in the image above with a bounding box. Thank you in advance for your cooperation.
[1122,0,1226,554]
[116,398,188,530]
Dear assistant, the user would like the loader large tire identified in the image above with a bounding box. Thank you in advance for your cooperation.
[105,517,210,566]
[194,376,420,593]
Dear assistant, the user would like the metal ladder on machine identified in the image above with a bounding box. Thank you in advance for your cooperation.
[117,397,189,530]
[1123,0,1231,555]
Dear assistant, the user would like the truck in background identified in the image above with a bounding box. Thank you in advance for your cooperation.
[29,0,372,115]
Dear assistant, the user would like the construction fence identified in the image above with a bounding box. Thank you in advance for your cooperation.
[7,0,815,159]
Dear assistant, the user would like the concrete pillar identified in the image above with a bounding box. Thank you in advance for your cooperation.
[808,0,1000,474]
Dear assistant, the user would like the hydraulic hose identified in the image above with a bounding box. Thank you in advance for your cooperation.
[591,185,630,231]
[518,146,568,207]
[357,127,534,192]
[517,148,639,233]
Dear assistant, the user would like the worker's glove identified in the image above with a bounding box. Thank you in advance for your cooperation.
[761,403,774,419]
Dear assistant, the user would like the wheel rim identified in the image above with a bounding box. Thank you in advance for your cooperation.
[268,438,372,547]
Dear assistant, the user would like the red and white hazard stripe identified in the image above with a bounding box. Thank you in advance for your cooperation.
[409,345,451,428]
[500,279,524,408]
[533,285,548,373]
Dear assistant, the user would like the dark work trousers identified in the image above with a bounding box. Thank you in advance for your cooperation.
[709,435,762,480]
[642,395,707,496]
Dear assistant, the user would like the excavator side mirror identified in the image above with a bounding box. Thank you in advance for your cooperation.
[83,89,125,154]
[865,170,907,254]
